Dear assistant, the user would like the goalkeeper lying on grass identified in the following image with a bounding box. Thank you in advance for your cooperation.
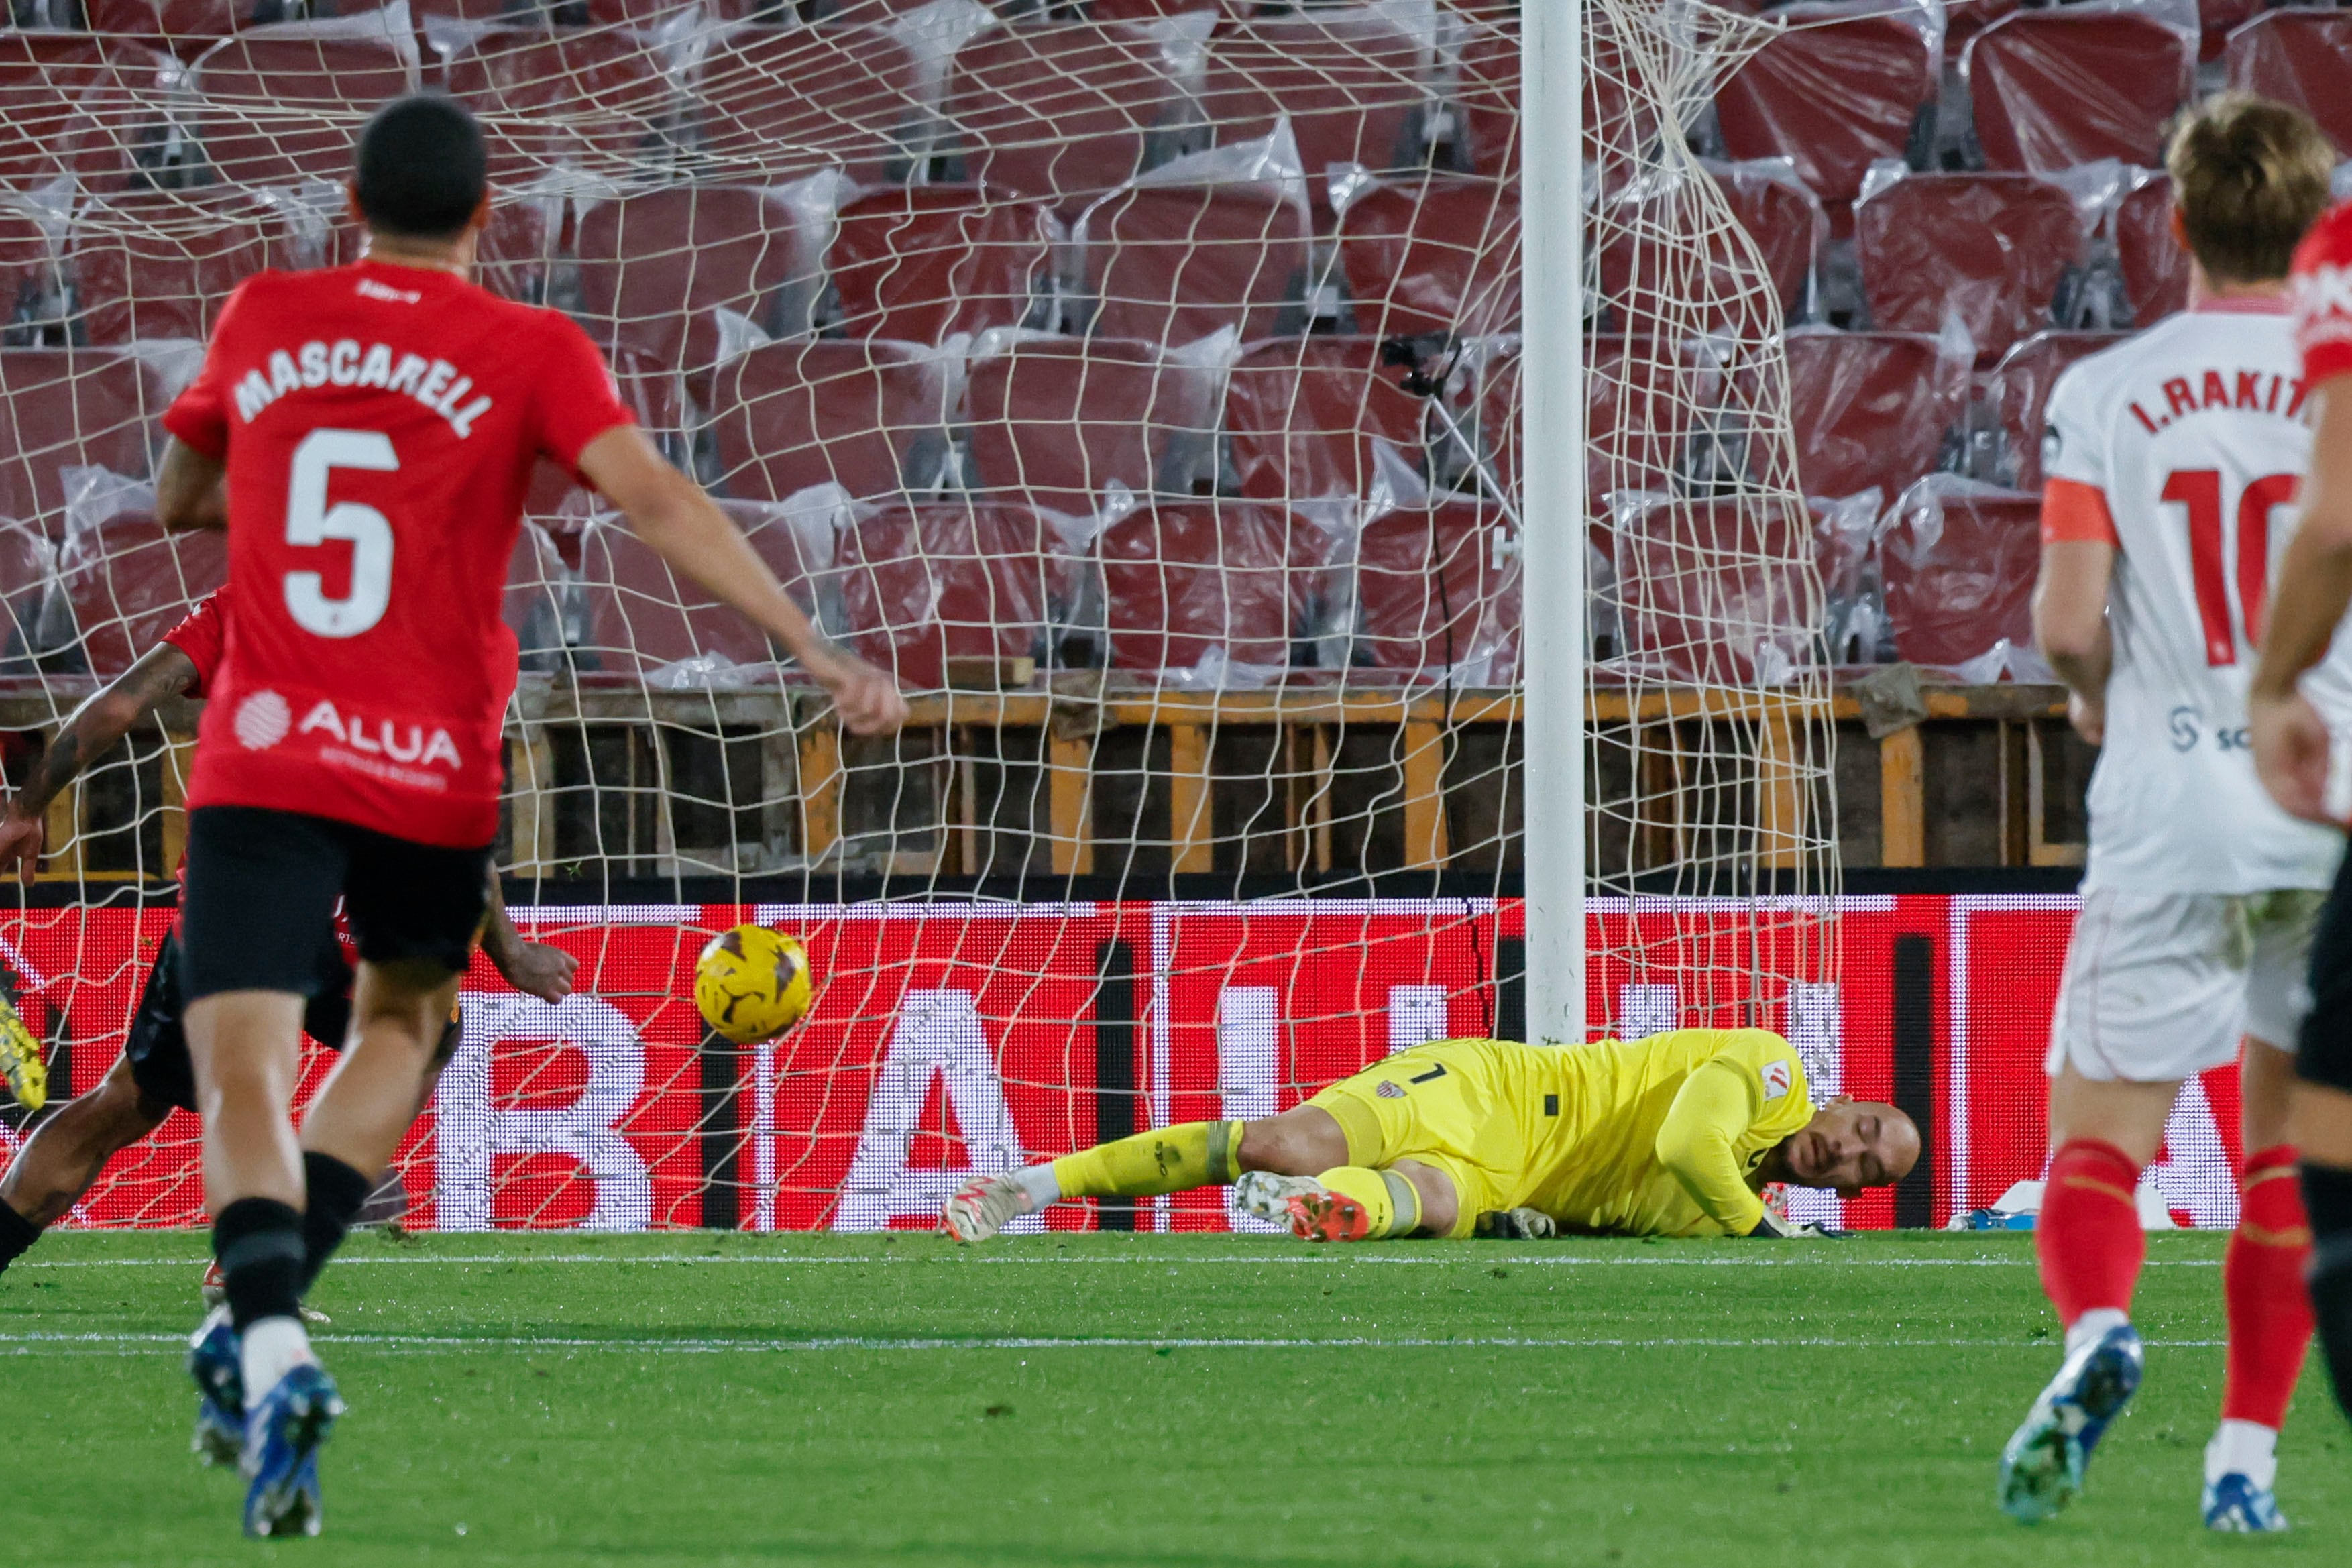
[946,1030,1920,1243]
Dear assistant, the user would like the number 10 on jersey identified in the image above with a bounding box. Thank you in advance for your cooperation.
[2161,467,2298,667]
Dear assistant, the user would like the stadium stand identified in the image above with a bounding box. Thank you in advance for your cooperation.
[65,190,289,348]
[1988,329,2129,492]
[1610,494,1822,686]
[0,31,176,194]
[1097,498,1329,679]
[1335,175,1518,339]
[1712,1,1937,230]
[0,201,60,341]
[964,334,1221,514]
[1853,169,2088,363]
[1352,498,1520,685]
[1073,178,1316,343]
[1779,328,1970,503]
[823,185,1058,343]
[1881,478,2043,673]
[0,351,160,538]
[2222,9,2352,156]
[1962,4,2194,173]
[187,21,421,188]
[575,184,828,382]
[1593,160,1822,335]
[575,498,829,686]
[941,19,1204,204]
[443,24,685,187]
[685,23,928,186]
[0,516,54,668]
[1223,335,1429,505]
[1198,12,1435,192]
[834,495,1062,691]
[705,337,954,505]
[56,496,226,677]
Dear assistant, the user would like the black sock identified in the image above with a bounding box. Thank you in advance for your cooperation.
[211,1197,304,1330]
[0,1197,41,1274]
[299,1152,373,1294]
[2307,1163,2352,1424]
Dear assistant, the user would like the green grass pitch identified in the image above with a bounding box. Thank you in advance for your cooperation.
[2,1229,2347,1566]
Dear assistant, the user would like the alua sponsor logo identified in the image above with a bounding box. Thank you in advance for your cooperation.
[295,699,463,769]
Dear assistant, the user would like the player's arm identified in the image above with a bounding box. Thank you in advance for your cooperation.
[575,427,908,736]
[153,436,228,533]
[1652,1056,1773,1235]
[2251,381,2352,821]
[2034,481,2117,748]
[0,640,201,878]
[477,865,577,1003]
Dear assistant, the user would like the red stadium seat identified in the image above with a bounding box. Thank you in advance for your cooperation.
[443,26,687,188]
[57,503,227,677]
[66,191,292,348]
[1854,171,2087,364]
[1335,176,1518,339]
[1451,9,1654,179]
[2225,11,2352,156]
[964,336,1222,514]
[0,351,160,537]
[0,520,56,667]
[1881,479,2042,673]
[1714,5,1937,227]
[1962,7,2192,174]
[1467,337,1730,516]
[1098,499,1331,678]
[575,499,826,685]
[834,497,1064,691]
[0,205,60,341]
[685,24,928,186]
[824,186,1056,345]
[1944,0,2025,64]
[2113,174,2190,327]
[1351,499,1520,685]
[0,34,178,195]
[1223,335,1429,504]
[2199,0,2265,61]
[1610,495,1823,686]
[575,185,826,379]
[1074,182,1314,344]
[1594,160,1825,335]
[523,347,690,524]
[1778,329,1970,503]
[1199,13,1435,187]
[706,338,952,504]
[1989,329,2127,492]
[189,23,420,188]
[942,21,1204,203]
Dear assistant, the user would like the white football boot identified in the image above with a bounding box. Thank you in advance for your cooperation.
[941,1172,1036,1243]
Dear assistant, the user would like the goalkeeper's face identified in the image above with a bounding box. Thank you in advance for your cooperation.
[1779,1099,1919,1197]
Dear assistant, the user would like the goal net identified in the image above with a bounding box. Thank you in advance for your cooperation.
[0,0,1846,1235]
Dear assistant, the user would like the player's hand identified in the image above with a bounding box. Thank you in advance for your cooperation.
[1748,1212,1848,1240]
[2250,687,2335,823]
[809,646,909,736]
[2065,691,2104,748]
[494,938,577,1003]
[0,807,45,881]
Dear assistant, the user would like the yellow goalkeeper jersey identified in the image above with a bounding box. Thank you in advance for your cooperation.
[1521,1029,1812,1237]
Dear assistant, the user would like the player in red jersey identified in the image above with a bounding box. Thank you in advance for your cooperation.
[152,95,905,1536]
[2249,192,2352,1433]
[0,585,576,1294]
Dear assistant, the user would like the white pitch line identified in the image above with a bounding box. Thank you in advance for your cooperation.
[10,1251,2221,1270]
[0,1331,2232,1355]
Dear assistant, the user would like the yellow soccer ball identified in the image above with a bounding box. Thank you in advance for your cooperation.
[694,926,814,1044]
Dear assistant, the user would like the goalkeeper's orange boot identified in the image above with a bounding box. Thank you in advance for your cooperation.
[1284,1188,1373,1244]
[0,994,45,1111]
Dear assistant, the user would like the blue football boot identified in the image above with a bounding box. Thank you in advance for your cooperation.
[1998,1321,2145,1523]
[2203,1473,2290,1532]
[240,1362,344,1538]
[185,1307,243,1468]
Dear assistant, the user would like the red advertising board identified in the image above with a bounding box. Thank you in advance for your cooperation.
[0,894,2244,1233]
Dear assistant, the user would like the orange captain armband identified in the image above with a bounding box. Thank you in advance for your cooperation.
[2041,476,2119,545]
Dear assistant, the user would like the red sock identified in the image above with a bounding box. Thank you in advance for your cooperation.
[2223,1145,2315,1429]
[2037,1139,2146,1327]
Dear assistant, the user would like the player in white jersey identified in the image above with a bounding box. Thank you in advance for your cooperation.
[1999,97,2337,1533]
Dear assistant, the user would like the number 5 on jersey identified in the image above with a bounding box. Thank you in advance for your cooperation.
[286,428,396,638]
[2160,467,2298,667]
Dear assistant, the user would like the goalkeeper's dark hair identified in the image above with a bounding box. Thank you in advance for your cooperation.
[2166,93,2333,285]
[353,94,487,241]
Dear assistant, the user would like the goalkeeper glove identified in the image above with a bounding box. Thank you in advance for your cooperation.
[1748,1211,1849,1240]
[1474,1207,1557,1240]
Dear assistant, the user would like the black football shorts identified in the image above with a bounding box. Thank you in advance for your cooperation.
[2298,845,2352,1097]
[178,805,491,1003]
[126,927,356,1112]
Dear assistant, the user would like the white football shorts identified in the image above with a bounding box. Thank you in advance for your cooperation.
[2046,889,2325,1082]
